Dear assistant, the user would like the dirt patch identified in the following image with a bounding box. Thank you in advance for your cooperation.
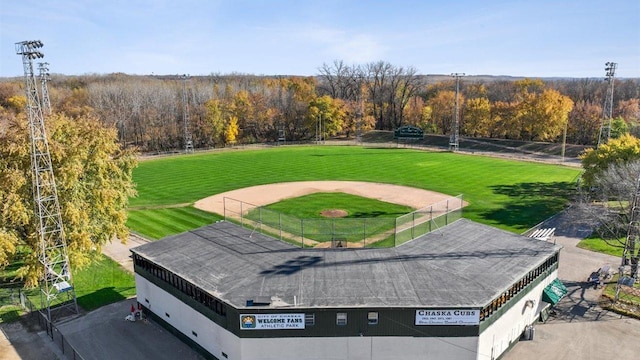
[194,181,466,215]
[320,209,348,218]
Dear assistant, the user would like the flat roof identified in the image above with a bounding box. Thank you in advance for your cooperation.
[131,219,561,309]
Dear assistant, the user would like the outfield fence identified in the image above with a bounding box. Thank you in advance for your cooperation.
[223,194,463,248]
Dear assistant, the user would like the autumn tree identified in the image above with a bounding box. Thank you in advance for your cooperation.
[567,101,602,145]
[572,160,640,278]
[308,95,347,139]
[426,90,457,135]
[463,97,491,137]
[204,99,226,146]
[225,116,239,145]
[580,134,640,187]
[0,111,137,286]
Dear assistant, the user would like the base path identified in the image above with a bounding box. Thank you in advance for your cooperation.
[194,181,462,215]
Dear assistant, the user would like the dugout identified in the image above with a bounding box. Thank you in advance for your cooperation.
[131,219,563,360]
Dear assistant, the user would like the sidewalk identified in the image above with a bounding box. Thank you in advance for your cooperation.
[102,234,150,272]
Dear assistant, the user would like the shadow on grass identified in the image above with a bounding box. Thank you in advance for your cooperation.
[77,287,136,312]
[0,308,22,323]
[482,181,576,230]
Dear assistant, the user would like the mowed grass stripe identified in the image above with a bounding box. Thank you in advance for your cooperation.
[130,146,582,236]
[127,206,222,239]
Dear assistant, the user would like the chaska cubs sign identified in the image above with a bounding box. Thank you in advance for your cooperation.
[415,309,480,325]
[240,314,305,330]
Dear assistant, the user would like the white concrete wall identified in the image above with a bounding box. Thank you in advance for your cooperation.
[242,336,478,360]
[135,274,241,360]
[476,270,559,360]
[240,336,479,360]
[137,274,498,360]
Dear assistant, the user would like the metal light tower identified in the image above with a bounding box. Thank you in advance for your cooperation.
[38,62,51,115]
[597,62,617,148]
[449,73,465,151]
[181,74,194,153]
[615,174,640,300]
[15,40,78,321]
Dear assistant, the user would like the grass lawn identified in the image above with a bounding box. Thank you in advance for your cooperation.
[577,236,626,257]
[263,192,414,218]
[127,206,223,240]
[73,254,136,311]
[130,146,582,238]
[0,252,135,323]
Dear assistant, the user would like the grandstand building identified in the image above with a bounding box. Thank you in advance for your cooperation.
[131,219,566,360]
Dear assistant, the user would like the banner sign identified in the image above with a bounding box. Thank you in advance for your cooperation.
[415,309,480,326]
[240,313,305,330]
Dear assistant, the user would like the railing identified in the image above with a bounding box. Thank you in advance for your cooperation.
[11,287,87,360]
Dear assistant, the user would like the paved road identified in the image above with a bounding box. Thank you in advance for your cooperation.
[504,212,640,360]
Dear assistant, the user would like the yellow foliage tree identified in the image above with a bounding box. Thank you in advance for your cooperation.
[580,134,640,186]
[0,111,137,286]
[225,116,239,145]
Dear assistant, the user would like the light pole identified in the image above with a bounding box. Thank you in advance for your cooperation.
[449,73,465,151]
[597,62,617,148]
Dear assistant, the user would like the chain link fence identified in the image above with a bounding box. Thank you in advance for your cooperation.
[0,285,86,360]
[223,194,463,248]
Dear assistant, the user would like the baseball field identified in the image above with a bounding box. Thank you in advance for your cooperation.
[127,145,582,240]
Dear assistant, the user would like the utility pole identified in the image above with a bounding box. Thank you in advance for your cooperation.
[15,40,78,321]
[182,74,194,153]
[449,73,465,151]
[597,62,617,148]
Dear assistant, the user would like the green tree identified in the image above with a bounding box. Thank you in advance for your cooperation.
[610,117,628,139]
[580,133,640,187]
[0,111,137,286]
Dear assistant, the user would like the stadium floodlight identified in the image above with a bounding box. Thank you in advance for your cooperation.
[449,73,465,152]
[597,62,617,148]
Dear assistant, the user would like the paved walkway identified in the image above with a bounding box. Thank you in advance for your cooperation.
[504,211,640,360]
[102,234,149,272]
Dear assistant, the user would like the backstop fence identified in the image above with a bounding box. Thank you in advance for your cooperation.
[223,194,463,248]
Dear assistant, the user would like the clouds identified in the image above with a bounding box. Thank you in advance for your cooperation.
[1,0,638,77]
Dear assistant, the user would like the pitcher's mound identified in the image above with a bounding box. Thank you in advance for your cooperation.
[320,209,348,218]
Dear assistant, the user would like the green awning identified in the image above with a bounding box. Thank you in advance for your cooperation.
[542,278,568,305]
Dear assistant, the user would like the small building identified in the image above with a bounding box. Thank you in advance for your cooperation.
[131,219,564,360]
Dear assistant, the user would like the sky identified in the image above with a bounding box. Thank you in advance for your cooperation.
[1,0,639,78]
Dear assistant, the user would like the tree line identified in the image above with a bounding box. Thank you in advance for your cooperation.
[1,61,639,153]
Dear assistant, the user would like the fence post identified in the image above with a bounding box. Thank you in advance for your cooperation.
[279,213,282,240]
[429,206,433,233]
[223,197,227,221]
[394,220,397,247]
[259,206,262,233]
[332,218,335,247]
[446,200,449,225]
[240,201,244,226]
[301,219,304,248]
[411,212,415,240]
[363,219,366,248]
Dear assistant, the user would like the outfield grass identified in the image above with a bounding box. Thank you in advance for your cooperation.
[130,146,582,238]
[127,206,223,240]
